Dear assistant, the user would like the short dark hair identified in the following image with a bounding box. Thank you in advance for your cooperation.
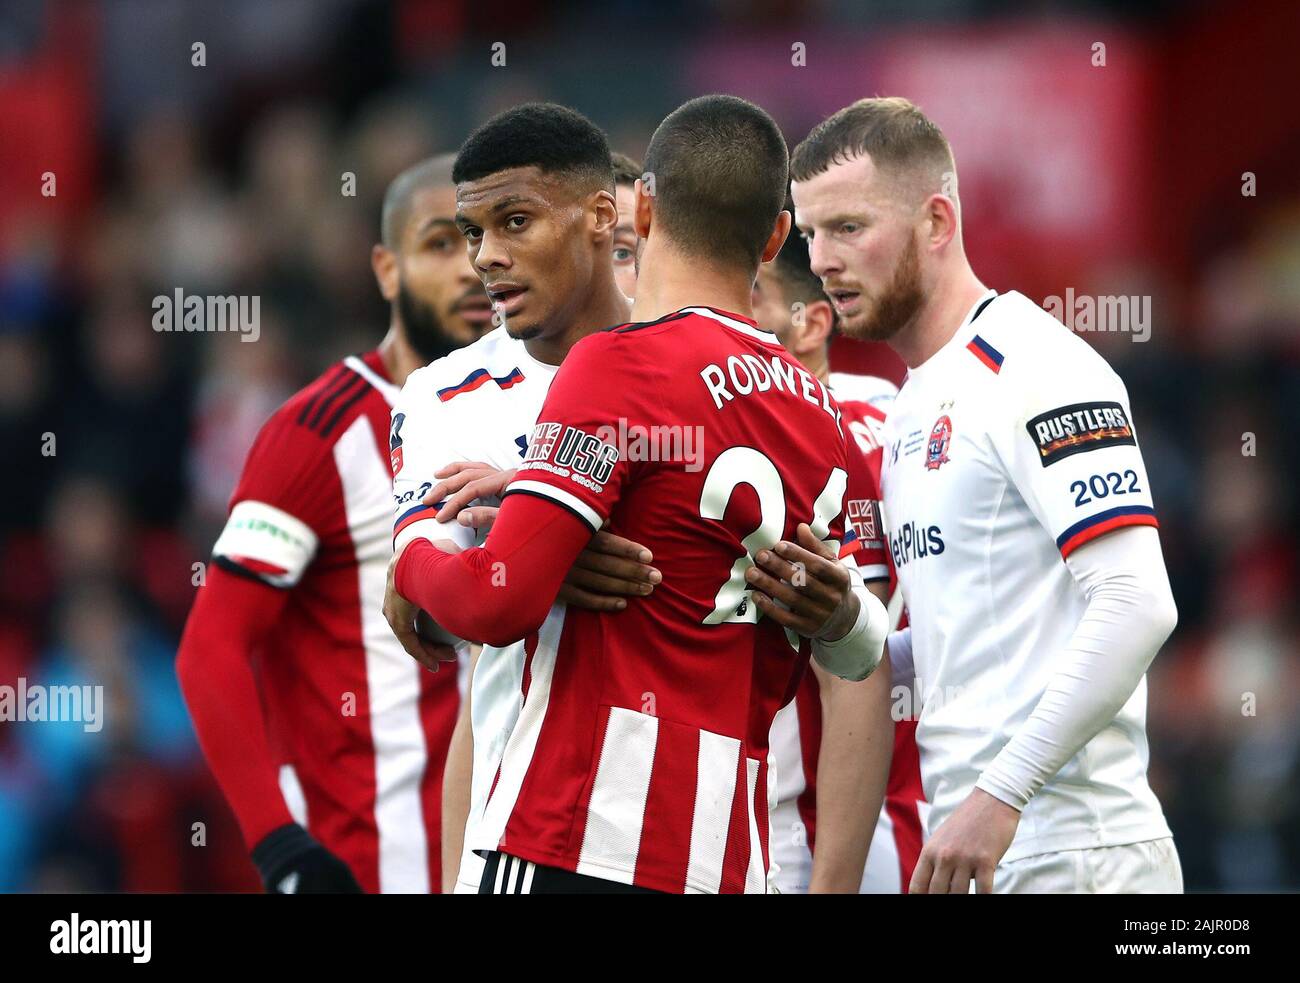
[611,151,642,188]
[642,94,789,270]
[790,97,953,200]
[771,224,827,307]
[381,153,455,249]
[452,103,613,194]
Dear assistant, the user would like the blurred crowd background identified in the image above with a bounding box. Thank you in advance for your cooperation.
[0,0,1296,892]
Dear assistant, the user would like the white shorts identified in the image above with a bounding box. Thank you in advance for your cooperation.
[994,837,1183,894]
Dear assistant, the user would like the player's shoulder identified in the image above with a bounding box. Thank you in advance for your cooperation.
[555,308,695,371]
[971,290,1123,392]
[266,351,391,447]
[400,326,528,409]
[828,372,895,418]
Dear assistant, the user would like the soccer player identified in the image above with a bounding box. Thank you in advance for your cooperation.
[384,105,642,893]
[611,151,642,299]
[791,97,1181,893]
[176,154,491,894]
[387,95,890,894]
[752,231,926,893]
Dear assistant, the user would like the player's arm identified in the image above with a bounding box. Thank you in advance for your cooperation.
[807,577,894,893]
[914,370,1177,895]
[422,466,661,612]
[978,524,1177,807]
[441,646,477,892]
[388,332,639,649]
[177,412,364,895]
[177,562,295,849]
[748,436,892,676]
[391,492,592,646]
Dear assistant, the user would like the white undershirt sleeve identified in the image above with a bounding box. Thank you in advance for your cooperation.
[975,525,1178,811]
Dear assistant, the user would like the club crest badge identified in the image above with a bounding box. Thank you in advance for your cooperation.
[925,415,952,470]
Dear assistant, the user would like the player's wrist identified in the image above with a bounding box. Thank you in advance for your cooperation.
[811,584,887,681]
[816,588,860,642]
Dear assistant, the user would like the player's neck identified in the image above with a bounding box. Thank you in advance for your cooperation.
[803,347,830,383]
[377,319,427,386]
[890,263,987,370]
[630,239,756,325]
[523,272,631,367]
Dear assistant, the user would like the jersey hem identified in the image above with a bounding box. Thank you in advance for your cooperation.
[997,820,1173,865]
[469,839,750,895]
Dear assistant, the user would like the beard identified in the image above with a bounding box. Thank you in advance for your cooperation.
[397,280,458,364]
[845,234,924,343]
[502,316,541,341]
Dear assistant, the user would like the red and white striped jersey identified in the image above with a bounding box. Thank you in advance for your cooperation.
[470,307,856,893]
[211,350,461,892]
[767,387,927,894]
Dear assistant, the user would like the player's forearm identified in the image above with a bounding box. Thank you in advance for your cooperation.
[395,493,590,646]
[441,652,476,892]
[810,565,889,681]
[176,567,295,848]
[808,658,894,893]
[977,526,1178,810]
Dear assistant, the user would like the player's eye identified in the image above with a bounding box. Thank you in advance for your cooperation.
[462,226,482,242]
[613,246,633,263]
[506,214,529,231]
[429,235,457,252]
[838,222,862,235]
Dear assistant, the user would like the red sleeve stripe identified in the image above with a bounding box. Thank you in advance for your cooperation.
[839,538,863,560]
[1057,505,1158,558]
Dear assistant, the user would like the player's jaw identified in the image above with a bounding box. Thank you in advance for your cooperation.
[827,234,923,343]
[398,279,473,362]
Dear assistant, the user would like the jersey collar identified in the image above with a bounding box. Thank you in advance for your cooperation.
[904,288,999,386]
[682,306,781,347]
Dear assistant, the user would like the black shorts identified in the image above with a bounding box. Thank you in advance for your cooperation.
[478,851,666,895]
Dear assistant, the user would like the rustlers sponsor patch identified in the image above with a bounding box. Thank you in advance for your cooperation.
[1027,400,1135,466]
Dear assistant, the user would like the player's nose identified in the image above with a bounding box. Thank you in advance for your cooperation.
[807,235,840,279]
[472,231,511,271]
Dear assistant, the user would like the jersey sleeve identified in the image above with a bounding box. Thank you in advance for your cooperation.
[503,332,639,533]
[390,373,479,553]
[994,354,1158,560]
[838,435,890,581]
[212,407,335,589]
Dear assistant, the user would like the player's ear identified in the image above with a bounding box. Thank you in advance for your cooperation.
[633,177,654,239]
[590,188,618,243]
[924,193,959,251]
[760,210,793,264]
[801,298,835,352]
[372,243,399,303]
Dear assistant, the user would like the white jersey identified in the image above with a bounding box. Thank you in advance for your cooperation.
[389,326,559,892]
[880,289,1171,864]
[827,370,897,415]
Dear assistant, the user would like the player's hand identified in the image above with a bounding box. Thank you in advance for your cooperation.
[746,523,857,640]
[383,538,460,673]
[558,532,661,612]
[251,823,364,894]
[908,788,1020,894]
[424,461,517,522]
